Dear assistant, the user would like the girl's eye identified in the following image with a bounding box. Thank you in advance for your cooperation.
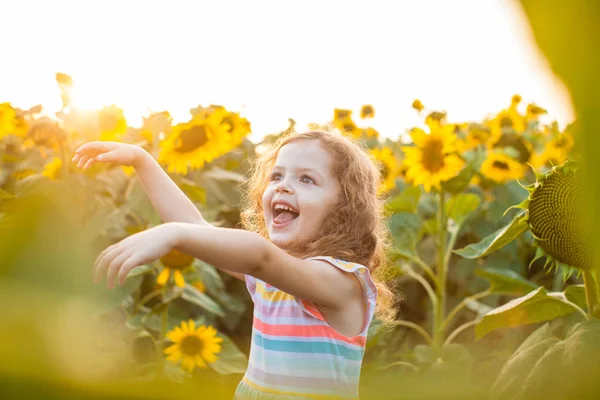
[270,172,282,181]
[300,175,315,184]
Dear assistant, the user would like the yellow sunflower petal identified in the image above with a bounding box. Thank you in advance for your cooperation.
[195,355,208,369]
[409,128,428,147]
[164,344,180,355]
[187,320,196,332]
[174,270,186,288]
[166,330,185,343]
[182,356,196,372]
[166,350,182,363]
[156,268,171,286]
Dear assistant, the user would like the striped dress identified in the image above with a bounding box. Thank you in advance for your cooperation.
[234,256,377,400]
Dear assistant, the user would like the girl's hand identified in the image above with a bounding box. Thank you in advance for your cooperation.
[72,141,145,170]
[93,224,181,289]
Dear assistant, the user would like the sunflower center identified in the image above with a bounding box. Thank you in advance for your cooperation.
[500,116,513,128]
[422,138,445,172]
[528,170,593,270]
[554,137,567,148]
[160,249,194,270]
[492,160,509,170]
[174,125,210,153]
[179,335,203,357]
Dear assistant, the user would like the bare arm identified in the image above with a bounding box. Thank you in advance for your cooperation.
[134,150,208,225]
[170,223,362,309]
[74,142,247,281]
[133,151,245,281]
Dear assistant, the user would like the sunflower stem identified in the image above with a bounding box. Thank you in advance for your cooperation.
[433,191,447,348]
[157,302,170,376]
[582,270,600,318]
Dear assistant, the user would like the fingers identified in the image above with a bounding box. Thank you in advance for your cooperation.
[93,244,121,284]
[74,141,114,155]
[106,251,134,289]
[118,254,140,286]
[83,157,97,169]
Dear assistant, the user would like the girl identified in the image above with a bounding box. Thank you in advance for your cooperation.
[73,129,395,399]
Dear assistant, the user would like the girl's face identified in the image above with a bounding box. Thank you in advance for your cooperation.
[262,139,341,249]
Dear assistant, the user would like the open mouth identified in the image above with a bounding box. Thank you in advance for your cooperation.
[272,203,300,226]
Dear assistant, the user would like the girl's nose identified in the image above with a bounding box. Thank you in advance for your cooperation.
[275,182,293,194]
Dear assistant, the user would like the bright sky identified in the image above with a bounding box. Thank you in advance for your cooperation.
[0,0,573,142]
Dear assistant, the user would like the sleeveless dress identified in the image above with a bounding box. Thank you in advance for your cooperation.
[234,256,377,400]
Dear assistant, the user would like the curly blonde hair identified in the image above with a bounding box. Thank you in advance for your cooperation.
[241,129,397,324]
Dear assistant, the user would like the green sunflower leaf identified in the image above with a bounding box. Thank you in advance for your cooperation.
[446,193,481,227]
[476,267,539,295]
[178,178,207,205]
[181,284,225,316]
[209,333,248,375]
[475,287,579,339]
[386,185,421,213]
[453,211,528,259]
[563,284,587,310]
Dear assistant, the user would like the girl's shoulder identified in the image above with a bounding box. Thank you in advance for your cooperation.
[307,255,377,299]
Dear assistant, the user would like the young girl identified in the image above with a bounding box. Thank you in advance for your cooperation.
[73,129,395,399]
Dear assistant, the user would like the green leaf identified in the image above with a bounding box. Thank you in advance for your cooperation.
[441,150,482,194]
[490,323,560,400]
[563,284,587,310]
[453,211,528,259]
[203,166,245,183]
[476,287,578,339]
[476,267,538,295]
[446,193,481,226]
[181,284,225,316]
[126,264,154,279]
[390,212,422,255]
[385,186,421,213]
[209,333,248,374]
[162,285,184,303]
[178,179,206,205]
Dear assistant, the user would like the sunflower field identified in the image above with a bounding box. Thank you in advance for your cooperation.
[2,4,600,397]
[1,73,597,400]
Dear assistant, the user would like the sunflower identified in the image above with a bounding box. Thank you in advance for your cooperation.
[480,152,524,183]
[401,124,464,192]
[487,96,526,144]
[98,105,127,141]
[334,118,360,138]
[210,106,251,147]
[363,127,379,138]
[42,157,63,180]
[333,108,352,121]
[526,103,547,120]
[531,131,575,169]
[157,248,194,288]
[371,147,399,193]
[360,105,375,119]
[158,112,230,175]
[23,117,66,152]
[517,161,594,275]
[0,103,19,139]
[164,320,223,372]
[412,99,424,112]
[457,123,493,152]
[140,111,172,144]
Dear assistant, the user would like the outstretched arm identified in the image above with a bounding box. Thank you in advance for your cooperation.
[74,142,245,281]
[170,223,362,310]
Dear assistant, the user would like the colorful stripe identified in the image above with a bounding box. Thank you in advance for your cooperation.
[239,256,377,399]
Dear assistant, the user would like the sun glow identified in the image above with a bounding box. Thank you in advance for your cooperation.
[0,0,573,140]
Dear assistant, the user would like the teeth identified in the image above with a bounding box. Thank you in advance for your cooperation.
[274,204,295,213]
